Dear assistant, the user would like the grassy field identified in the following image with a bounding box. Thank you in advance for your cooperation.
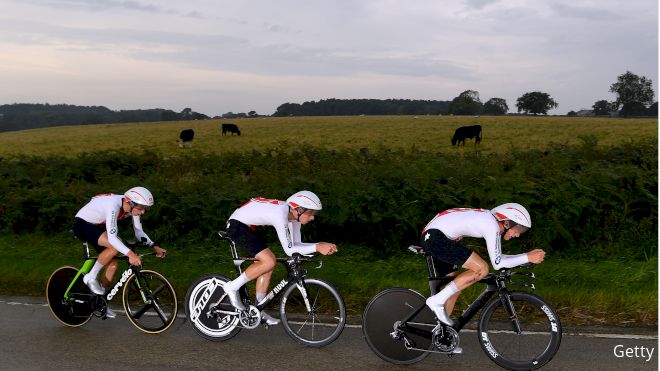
[0,115,657,327]
[0,233,656,327]
[0,115,656,157]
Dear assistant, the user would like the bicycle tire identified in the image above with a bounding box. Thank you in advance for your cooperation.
[184,273,241,341]
[123,269,178,334]
[279,278,346,347]
[478,291,562,370]
[362,288,434,365]
[46,266,93,327]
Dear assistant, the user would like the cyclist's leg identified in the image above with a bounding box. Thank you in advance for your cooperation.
[224,221,276,310]
[73,219,113,295]
[422,229,472,325]
[95,233,120,282]
[225,249,276,310]
[100,260,118,286]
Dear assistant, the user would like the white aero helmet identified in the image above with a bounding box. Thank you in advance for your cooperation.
[491,203,531,228]
[124,186,154,207]
[286,190,322,211]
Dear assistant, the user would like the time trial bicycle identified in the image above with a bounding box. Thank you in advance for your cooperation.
[184,231,346,347]
[46,237,178,334]
[362,245,562,370]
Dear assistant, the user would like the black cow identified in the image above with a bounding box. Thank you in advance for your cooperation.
[221,123,241,136]
[451,125,482,146]
[178,128,194,148]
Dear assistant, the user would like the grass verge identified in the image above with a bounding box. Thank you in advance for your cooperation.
[0,233,656,327]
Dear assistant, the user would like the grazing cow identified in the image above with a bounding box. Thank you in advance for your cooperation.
[178,128,194,148]
[451,125,482,146]
[221,123,241,136]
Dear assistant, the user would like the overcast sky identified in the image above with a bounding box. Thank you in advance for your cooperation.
[1,0,657,116]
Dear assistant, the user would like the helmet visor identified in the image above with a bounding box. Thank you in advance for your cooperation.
[509,223,529,235]
[129,201,150,211]
[297,207,319,217]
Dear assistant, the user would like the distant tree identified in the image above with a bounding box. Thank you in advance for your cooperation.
[516,91,558,115]
[449,90,483,115]
[248,110,258,117]
[567,110,577,117]
[221,112,247,119]
[647,102,658,116]
[483,98,508,115]
[609,71,655,117]
[592,100,616,116]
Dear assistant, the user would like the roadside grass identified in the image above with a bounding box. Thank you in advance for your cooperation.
[0,116,656,157]
[2,233,655,327]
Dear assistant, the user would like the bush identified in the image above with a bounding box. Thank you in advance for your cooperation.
[0,139,656,260]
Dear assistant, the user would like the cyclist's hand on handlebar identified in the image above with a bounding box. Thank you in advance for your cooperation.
[153,245,167,258]
[527,249,545,264]
[128,250,142,266]
[316,242,338,255]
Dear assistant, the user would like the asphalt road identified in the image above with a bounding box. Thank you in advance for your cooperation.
[1,295,657,370]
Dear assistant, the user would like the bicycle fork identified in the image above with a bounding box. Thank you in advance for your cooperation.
[498,291,522,334]
[295,281,313,313]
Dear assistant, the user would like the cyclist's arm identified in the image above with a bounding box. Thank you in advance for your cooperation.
[485,229,528,270]
[105,208,131,255]
[131,215,154,246]
[274,221,316,256]
[290,222,317,253]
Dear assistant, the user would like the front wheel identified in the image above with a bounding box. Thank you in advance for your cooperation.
[46,266,93,327]
[362,288,434,365]
[123,269,178,334]
[280,278,346,347]
[184,273,241,341]
[478,291,562,370]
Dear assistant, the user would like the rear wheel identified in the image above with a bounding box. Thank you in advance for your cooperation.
[362,288,434,365]
[280,278,346,347]
[123,269,178,334]
[46,266,93,327]
[184,274,241,341]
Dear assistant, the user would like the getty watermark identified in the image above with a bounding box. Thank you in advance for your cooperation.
[613,345,655,362]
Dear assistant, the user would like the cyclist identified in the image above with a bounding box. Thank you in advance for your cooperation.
[421,203,545,329]
[222,191,338,326]
[72,187,166,318]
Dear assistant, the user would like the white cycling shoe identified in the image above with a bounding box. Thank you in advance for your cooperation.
[83,275,105,295]
[427,303,455,327]
[224,288,246,311]
[105,307,117,319]
[261,311,280,326]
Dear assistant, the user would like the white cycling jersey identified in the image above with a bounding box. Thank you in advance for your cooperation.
[75,194,153,255]
[228,197,317,256]
[422,208,528,270]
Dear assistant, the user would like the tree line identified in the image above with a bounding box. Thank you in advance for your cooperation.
[276,71,657,118]
[1,71,655,132]
[0,104,209,132]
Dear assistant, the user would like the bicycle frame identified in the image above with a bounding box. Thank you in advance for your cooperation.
[63,242,150,304]
[400,254,531,338]
[215,231,315,313]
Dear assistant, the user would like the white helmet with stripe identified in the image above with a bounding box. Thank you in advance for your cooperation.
[124,186,154,207]
[491,203,531,228]
[286,190,322,211]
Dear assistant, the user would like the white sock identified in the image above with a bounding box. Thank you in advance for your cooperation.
[87,262,103,280]
[256,292,267,303]
[426,281,460,307]
[224,273,250,292]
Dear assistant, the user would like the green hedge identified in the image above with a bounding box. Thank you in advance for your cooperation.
[0,137,656,260]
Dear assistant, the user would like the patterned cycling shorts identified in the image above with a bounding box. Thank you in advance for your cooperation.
[420,228,472,276]
[226,219,269,258]
[72,217,106,254]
